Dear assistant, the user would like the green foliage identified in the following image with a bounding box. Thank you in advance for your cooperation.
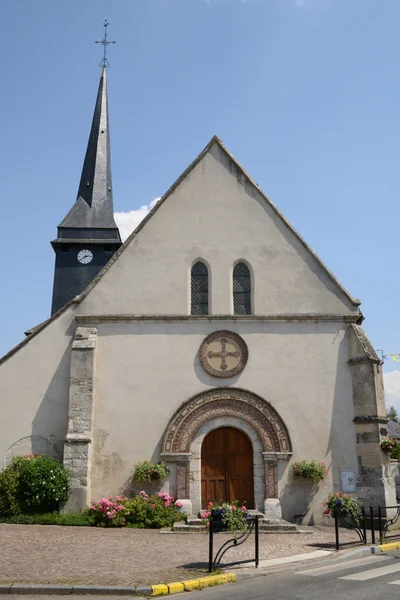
[387,406,400,424]
[201,502,248,532]
[380,437,400,460]
[292,460,327,481]
[133,460,170,483]
[0,512,93,526]
[124,492,182,528]
[0,455,70,516]
[89,491,183,528]
[323,492,363,523]
[0,458,25,516]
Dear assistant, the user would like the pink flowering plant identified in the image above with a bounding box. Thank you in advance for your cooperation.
[381,438,400,459]
[201,501,249,532]
[90,496,131,527]
[292,460,328,482]
[89,491,184,529]
[133,461,170,483]
[323,492,363,524]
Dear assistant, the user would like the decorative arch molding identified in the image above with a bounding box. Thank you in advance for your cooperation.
[162,388,292,455]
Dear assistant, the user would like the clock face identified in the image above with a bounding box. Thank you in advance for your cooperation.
[77,249,93,264]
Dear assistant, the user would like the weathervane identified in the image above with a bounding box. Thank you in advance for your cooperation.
[95,20,115,68]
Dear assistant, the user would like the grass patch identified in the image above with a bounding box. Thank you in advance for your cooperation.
[0,512,93,526]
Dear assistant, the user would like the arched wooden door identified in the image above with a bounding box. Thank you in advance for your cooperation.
[201,427,254,509]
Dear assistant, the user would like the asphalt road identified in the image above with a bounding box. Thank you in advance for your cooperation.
[193,549,400,600]
[7,550,400,599]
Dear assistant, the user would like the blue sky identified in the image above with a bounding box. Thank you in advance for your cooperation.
[2,0,400,409]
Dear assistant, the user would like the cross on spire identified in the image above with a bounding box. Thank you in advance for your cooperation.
[95,20,115,68]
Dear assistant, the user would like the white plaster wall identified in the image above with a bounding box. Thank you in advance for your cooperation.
[77,143,358,317]
[0,308,75,467]
[90,319,357,524]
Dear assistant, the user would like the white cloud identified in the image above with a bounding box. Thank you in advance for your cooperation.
[114,197,161,243]
[384,370,400,416]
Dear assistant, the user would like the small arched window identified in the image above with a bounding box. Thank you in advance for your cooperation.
[191,262,209,315]
[233,262,251,315]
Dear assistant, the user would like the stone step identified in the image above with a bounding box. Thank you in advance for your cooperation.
[187,518,203,526]
[173,522,205,532]
[172,518,302,534]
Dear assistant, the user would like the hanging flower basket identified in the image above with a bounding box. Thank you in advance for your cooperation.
[292,460,328,482]
[381,438,397,453]
[133,460,170,483]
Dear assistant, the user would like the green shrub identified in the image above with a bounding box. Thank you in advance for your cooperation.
[0,458,25,516]
[125,492,182,528]
[0,455,70,516]
[0,512,93,526]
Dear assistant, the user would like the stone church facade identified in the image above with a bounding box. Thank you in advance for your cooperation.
[0,68,395,524]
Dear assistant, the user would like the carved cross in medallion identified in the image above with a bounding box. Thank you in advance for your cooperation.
[207,338,240,371]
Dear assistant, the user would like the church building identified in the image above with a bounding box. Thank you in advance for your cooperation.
[0,65,395,525]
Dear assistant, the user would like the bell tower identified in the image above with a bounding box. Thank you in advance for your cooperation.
[51,22,121,315]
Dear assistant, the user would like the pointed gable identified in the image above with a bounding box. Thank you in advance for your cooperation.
[75,136,361,317]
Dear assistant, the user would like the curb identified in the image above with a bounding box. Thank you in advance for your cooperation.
[379,541,400,552]
[0,574,236,596]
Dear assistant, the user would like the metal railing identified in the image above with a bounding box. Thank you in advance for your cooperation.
[208,515,259,573]
[334,504,400,550]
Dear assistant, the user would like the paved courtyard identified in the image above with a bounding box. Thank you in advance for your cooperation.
[0,524,364,586]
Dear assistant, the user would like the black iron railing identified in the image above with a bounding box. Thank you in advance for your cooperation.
[334,504,400,549]
[208,515,259,573]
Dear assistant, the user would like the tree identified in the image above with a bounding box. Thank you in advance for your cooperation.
[387,406,400,423]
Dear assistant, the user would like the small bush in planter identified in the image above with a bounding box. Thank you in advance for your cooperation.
[292,460,327,482]
[201,501,249,532]
[0,455,70,516]
[323,492,363,524]
[133,460,170,483]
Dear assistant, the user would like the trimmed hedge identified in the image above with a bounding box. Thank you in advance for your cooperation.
[0,512,93,526]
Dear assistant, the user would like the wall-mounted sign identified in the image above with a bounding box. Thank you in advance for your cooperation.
[340,469,356,493]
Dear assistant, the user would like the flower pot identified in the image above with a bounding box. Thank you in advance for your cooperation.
[211,513,228,532]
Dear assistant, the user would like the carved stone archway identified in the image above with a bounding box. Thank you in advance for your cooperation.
[161,388,292,516]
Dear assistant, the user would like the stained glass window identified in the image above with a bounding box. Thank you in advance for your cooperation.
[191,262,209,315]
[233,263,251,315]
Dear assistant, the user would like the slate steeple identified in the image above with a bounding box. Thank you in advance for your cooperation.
[51,67,122,315]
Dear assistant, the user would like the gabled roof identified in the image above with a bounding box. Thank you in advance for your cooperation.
[76,135,361,307]
[1,135,361,366]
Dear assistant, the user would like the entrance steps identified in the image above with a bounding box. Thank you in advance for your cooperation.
[172,511,300,533]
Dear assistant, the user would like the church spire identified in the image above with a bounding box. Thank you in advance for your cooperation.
[58,67,119,230]
[51,22,121,316]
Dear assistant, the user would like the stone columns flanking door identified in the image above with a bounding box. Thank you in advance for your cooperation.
[61,327,97,514]
[263,451,292,520]
[160,452,192,515]
[161,388,292,516]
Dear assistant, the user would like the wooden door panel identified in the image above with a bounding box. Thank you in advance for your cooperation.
[201,427,254,509]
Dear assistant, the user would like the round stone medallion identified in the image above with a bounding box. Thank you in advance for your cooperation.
[199,330,248,378]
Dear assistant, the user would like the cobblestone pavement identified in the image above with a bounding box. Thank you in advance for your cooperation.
[0,524,361,586]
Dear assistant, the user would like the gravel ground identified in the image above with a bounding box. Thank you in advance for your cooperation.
[0,524,362,586]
